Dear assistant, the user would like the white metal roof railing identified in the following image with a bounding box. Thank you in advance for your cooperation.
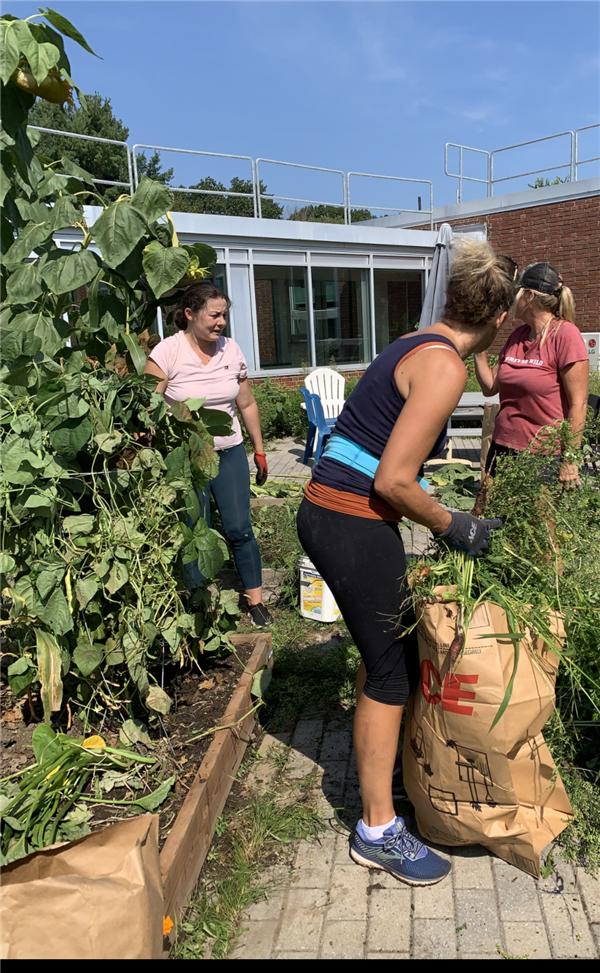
[347,172,433,228]
[131,143,257,216]
[28,126,134,194]
[22,124,598,222]
[255,158,347,221]
[446,124,599,199]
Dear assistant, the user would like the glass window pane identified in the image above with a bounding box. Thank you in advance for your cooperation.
[254,266,310,370]
[374,269,424,354]
[311,267,370,367]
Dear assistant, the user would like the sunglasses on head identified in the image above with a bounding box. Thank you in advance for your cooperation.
[496,255,519,280]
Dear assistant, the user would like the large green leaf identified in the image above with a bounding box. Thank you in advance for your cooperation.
[63,513,95,535]
[73,640,103,677]
[29,21,71,75]
[142,240,189,299]
[0,162,10,206]
[0,18,21,84]
[35,628,64,723]
[105,561,129,595]
[6,261,44,303]
[74,576,98,609]
[123,332,147,376]
[24,493,55,518]
[48,194,84,232]
[7,656,35,697]
[16,197,50,223]
[40,7,101,57]
[0,553,16,573]
[32,722,62,763]
[10,309,67,351]
[92,201,147,269]
[145,685,173,715]
[60,155,95,188]
[38,587,73,636]
[39,248,100,294]
[34,314,70,357]
[4,220,53,270]
[24,38,60,86]
[131,179,174,224]
[184,517,225,576]
[133,775,175,811]
[49,416,92,457]
[119,718,153,749]
[36,564,65,600]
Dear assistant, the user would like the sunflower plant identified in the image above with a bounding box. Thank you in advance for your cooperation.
[1,9,240,734]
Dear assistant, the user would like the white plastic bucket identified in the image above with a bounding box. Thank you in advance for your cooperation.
[299,556,341,623]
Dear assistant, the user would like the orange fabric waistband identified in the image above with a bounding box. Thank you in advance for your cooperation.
[304,479,401,522]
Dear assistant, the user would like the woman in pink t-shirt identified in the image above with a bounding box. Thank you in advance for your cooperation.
[474,262,589,489]
[144,282,272,627]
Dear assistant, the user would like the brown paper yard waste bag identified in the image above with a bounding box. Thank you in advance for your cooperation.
[403,591,573,877]
[1,814,164,959]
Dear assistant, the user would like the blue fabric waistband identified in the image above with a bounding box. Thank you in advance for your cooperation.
[322,433,429,490]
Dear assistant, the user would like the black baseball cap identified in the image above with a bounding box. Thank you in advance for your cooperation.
[519,262,563,296]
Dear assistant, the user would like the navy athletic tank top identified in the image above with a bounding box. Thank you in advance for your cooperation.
[312,332,460,499]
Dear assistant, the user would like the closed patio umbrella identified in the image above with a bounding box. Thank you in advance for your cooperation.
[418,223,453,330]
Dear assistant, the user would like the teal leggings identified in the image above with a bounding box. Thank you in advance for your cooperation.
[186,443,262,590]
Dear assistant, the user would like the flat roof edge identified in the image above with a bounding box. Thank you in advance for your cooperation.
[360,176,600,228]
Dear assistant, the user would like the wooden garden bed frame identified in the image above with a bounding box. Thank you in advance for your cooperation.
[159,632,273,927]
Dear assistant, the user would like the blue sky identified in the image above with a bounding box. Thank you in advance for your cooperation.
[5,0,599,212]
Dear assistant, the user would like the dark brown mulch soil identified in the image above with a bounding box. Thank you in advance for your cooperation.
[0,638,257,852]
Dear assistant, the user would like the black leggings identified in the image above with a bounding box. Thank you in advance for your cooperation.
[296,499,420,707]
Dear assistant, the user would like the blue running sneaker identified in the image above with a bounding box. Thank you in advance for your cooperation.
[350,817,450,886]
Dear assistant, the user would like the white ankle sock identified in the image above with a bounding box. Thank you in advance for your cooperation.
[358,816,399,842]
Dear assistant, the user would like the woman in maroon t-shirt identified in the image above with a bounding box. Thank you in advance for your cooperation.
[475,262,589,490]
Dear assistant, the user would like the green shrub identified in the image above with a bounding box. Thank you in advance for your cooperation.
[247,379,307,444]
[344,375,361,397]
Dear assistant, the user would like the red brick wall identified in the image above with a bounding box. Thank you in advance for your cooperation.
[411,194,600,350]
[254,278,276,364]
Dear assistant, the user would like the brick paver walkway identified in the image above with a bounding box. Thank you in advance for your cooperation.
[234,435,599,959]
[233,721,599,960]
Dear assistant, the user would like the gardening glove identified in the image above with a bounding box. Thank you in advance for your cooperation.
[433,512,502,557]
[254,451,268,486]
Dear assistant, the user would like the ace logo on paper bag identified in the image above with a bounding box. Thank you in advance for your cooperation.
[421,660,479,715]
[404,590,573,879]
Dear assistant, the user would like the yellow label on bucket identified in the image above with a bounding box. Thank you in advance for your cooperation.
[301,571,324,616]
[300,569,341,620]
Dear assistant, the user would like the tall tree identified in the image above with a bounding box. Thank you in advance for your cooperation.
[172,176,283,219]
[136,150,174,186]
[28,93,131,200]
[288,204,374,223]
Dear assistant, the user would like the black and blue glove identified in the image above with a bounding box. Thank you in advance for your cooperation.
[433,512,502,556]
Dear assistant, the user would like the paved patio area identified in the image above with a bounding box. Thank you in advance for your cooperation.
[232,721,599,961]
[234,437,599,959]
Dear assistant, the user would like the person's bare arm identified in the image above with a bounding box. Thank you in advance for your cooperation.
[236,378,264,454]
[474,351,500,396]
[143,358,168,395]
[558,359,590,489]
[373,349,466,532]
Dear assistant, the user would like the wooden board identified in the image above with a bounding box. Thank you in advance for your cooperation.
[160,632,273,926]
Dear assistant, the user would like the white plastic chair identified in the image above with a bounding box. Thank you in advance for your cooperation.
[304,367,345,420]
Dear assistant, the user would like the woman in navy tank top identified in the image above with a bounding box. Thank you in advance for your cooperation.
[297,239,514,887]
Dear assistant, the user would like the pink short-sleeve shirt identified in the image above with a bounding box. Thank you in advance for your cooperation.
[149,331,248,450]
[493,320,589,452]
